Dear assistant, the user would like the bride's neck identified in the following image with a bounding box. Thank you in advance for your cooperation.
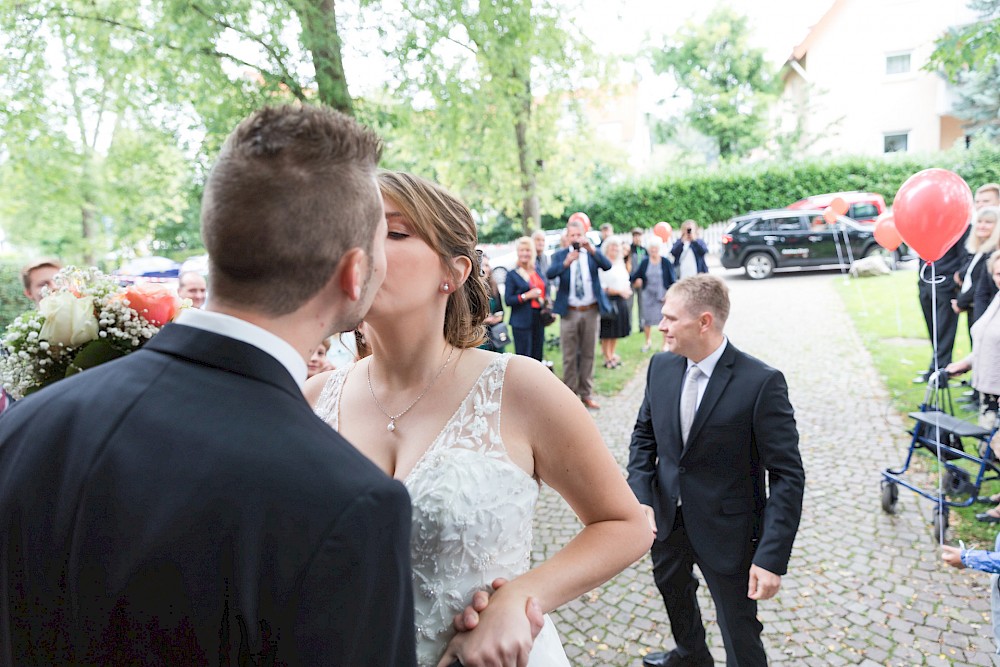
[366,330,454,388]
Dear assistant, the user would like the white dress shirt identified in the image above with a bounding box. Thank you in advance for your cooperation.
[175,308,308,388]
[683,336,729,410]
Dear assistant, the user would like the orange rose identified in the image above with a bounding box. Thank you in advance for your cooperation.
[124,283,182,327]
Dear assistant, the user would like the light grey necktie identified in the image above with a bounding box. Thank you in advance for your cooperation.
[573,256,584,299]
[680,365,703,444]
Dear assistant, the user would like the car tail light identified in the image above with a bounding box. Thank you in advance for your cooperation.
[721,234,732,244]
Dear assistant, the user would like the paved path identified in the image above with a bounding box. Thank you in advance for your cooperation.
[532,269,1000,666]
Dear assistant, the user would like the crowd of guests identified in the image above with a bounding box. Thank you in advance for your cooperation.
[0,99,990,665]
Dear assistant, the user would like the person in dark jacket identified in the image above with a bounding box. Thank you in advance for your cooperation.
[0,104,417,667]
[670,220,709,278]
[505,236,547,360]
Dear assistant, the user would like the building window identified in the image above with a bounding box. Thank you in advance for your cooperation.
[886,53,911,75]
[884,132,909,153]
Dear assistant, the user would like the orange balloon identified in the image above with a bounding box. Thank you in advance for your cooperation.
[653,221,671,242]
[873,212,902,251]
[568,212,591,231]
[823,208,838,224]
[830,197,849,216]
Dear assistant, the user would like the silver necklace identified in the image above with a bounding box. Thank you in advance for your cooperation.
[366,347,456,433]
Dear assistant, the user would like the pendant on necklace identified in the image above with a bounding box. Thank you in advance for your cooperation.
[387,418,396,433]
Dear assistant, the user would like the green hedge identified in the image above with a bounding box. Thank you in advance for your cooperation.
[0,262,33,333]
[569,142,1000,230]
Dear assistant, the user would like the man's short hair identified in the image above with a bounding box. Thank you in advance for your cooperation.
[668,274,730,328]
[976,183,1000,199]
[600,223,613,233]
[20,258,62,291]
[200,104,383,315]
[631,227,643,236]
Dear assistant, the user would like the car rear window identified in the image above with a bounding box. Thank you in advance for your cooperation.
[772,216,806,232]
[850,203,879,219]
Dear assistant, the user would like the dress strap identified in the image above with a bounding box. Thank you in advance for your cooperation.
[313,364,352,428]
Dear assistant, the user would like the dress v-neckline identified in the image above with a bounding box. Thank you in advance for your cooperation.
[337,355,506,483]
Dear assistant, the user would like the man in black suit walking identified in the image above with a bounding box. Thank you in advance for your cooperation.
[0,105,416,666]
[627,275,804,667]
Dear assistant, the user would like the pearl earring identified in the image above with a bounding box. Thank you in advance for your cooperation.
[442,282,449,292]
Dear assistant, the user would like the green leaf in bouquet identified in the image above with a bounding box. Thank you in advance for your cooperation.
[65,339,127,377]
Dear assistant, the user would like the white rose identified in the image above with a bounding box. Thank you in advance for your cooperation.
[39,292,99,348]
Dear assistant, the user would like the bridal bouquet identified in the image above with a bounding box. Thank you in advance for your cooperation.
[0,267,183,399]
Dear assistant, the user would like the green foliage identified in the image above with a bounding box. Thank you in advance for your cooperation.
[373,0,616,233]
[928,0,1000,140]
[0,263,32,334]
[568,143,1000,231]
[651,7,778,160]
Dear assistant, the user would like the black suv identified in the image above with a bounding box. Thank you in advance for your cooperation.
[720,209,891,280]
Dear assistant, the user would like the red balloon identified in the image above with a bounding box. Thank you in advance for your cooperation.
[653,221,671,242]
[830,197,849,216]
[568,211,591,232]
[873,212,902,251]
[893,168,973,262]
[823,208,838,224]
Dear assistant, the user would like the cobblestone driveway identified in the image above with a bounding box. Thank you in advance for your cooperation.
[533,269,1000,666]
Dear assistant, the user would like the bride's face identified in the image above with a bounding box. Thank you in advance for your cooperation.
[366,196,447,322]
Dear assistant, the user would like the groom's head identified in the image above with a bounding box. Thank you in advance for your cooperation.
[201,104,384,320]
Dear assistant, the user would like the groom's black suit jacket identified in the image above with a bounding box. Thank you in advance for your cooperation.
[627,343,804,577]
[0,324,416,666]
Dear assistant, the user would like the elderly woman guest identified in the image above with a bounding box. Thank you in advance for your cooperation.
[505,236,547,360]
[946,248,1000,522]
[630,237,676,353]
[599,238,632,369]
[954,206,1000,327]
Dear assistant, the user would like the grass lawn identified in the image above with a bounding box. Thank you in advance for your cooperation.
[833,268,998,545]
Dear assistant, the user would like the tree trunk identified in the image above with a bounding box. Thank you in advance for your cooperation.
[514,73,539,235]
[294,0,354,115]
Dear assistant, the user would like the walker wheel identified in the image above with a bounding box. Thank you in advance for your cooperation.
[880,480,899,514]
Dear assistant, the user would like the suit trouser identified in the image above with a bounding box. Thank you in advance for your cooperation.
[559,307,600,400]
[513,310,544,361]
[651,508,766,667]
[918,281,959,375]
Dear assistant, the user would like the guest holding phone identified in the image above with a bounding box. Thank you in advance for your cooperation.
[670,220,709,279]
[505,236,547,360]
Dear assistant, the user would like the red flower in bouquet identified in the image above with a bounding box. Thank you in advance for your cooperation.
[122,283,182,327]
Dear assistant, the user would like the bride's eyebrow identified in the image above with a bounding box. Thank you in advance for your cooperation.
[385,212,406,221]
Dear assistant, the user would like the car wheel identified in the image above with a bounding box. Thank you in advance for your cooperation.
[492,266,507,285]
[743,252,774,280]
[863,244,897,270]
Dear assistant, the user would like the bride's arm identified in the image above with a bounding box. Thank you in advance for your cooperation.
[440,355,652,666]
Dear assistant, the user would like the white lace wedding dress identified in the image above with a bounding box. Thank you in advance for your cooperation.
[314,353,570,667]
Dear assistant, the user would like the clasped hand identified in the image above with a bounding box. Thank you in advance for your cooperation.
[438,578,544,667]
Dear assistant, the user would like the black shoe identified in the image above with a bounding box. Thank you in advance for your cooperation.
[976,510,1000,523]
[642,649,714,667]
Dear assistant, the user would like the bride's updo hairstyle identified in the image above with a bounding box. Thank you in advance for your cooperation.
[377,171,490,349]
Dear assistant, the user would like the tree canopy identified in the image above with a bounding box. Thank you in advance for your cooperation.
[651,7,778,160]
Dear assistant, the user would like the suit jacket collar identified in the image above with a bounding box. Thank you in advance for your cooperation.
[680,341,738,458]
[144,324,305,403]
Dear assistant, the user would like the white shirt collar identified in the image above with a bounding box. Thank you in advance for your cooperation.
[175,308,308,388]
[687,336,728,378]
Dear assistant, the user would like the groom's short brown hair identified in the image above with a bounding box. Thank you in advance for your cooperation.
[201,104,383,315]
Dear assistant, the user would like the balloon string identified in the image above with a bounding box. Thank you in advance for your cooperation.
[929,261,945,546]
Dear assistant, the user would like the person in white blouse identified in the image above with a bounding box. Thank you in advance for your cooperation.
[598,238,633,369]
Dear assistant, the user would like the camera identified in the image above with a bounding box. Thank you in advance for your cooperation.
[572,241,581,250]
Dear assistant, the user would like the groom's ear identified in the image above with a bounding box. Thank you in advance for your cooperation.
[337,248,366,301]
